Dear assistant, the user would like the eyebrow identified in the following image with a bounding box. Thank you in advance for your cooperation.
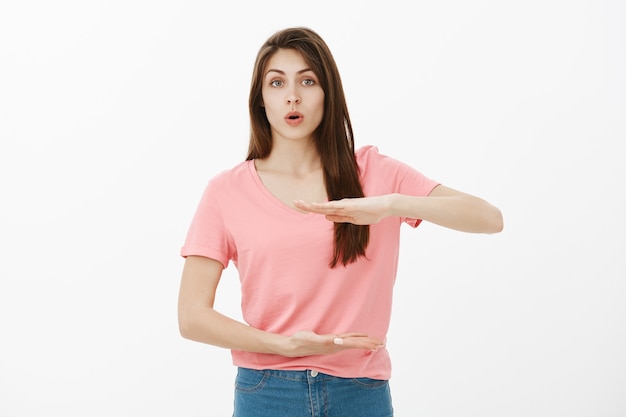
[265,68,314,76]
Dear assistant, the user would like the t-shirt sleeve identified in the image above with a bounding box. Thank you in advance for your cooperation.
[360,145,440,228]
[180,177,234,268]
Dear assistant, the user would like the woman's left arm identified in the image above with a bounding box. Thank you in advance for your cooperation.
[294,184,503,233]
[388,184,503,233]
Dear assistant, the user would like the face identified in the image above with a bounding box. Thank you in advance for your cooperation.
[261,49,325,144]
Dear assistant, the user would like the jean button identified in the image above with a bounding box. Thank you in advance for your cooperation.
[310,370,318,377]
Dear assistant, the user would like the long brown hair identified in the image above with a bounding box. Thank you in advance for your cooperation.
[247,27,369,268]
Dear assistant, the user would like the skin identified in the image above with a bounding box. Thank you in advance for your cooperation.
[253,49,328,211]
[294,187,503,233]
[177,48,503,358]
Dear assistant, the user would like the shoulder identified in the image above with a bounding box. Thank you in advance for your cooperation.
[206,160,253,189]
[355,145,404,174]
[355,145,382,169]
[355,144,380,160]
[355,144,439,194]
[197,160,257,207]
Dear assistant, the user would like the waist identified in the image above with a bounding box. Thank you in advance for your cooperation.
[231,347,392,380]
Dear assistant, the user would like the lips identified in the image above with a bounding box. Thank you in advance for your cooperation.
[285,111,304,126]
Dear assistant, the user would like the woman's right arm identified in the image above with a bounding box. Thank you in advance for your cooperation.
[177,255,383,356]
[177,255,286,353]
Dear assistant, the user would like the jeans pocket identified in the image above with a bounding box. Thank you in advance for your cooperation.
[350,377,389,389]
[235,368,269,392]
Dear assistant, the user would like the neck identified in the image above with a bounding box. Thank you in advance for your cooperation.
[258,140,321,175]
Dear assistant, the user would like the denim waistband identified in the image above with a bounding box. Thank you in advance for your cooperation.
[238,367,339,381]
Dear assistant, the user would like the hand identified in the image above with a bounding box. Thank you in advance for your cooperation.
[281,331,384,357]
[294,195,391,225]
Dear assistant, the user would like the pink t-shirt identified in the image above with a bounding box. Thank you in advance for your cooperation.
[181,145,439,379]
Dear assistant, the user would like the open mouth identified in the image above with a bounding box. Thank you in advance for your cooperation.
[285,111,304,125]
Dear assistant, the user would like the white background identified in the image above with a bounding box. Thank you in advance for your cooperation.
[1,1,624,416]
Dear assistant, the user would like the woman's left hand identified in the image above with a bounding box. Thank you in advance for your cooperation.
[294,195,390,225]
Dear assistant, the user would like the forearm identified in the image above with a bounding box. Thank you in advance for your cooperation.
[387,192,503,233]
[178,304,288,354]
[177,254,383,358]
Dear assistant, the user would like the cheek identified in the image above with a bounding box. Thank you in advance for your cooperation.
[313,93,325,115]
[261,91,282,108]
[261,91,279,114]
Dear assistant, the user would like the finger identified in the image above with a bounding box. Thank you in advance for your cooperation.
[333,333,385,349]
[295,200,345,214]
[329,333,363,346]
[336,332,369,338]
[294,199,330,208]
[325,215,356,223]
[333,337,344,345]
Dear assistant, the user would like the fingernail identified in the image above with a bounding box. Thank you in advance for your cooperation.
[333,338,344,345]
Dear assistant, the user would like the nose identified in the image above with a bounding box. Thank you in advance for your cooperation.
[286,95,301,104]
[286,87,301,105]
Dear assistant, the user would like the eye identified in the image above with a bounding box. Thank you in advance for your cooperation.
[302,78,316,86]
[270,79,283,87]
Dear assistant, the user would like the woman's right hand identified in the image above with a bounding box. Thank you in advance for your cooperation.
[280,331,384,357]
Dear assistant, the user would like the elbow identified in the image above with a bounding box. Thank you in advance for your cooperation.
[178,320,191,340]
[177,307,195,340]
[487,208,504,234]
[178,304,217,342]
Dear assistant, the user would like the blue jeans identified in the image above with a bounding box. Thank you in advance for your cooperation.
[233,367,393,417]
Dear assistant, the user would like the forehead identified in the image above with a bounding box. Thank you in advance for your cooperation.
[264,48,310,74]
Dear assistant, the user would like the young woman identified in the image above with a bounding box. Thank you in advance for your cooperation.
[178,27,503,417]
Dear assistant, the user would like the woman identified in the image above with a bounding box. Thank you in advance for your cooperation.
[178,27,503,417]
